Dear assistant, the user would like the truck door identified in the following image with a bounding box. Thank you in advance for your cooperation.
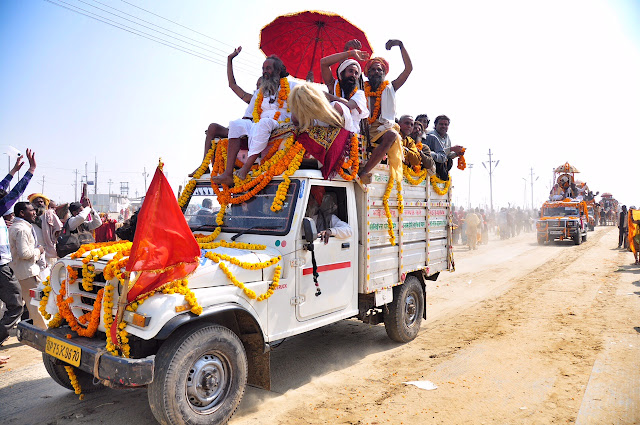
[295,184,357,321]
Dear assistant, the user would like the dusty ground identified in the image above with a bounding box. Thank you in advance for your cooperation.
[1,226,638,425]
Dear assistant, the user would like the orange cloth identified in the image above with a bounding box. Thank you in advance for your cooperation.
[629,209,640,254]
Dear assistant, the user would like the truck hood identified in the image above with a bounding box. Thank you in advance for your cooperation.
[188,246,282,288]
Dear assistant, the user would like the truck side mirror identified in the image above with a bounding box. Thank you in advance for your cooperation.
[302,217,317,244]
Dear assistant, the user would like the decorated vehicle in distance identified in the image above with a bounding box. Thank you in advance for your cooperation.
[536,199,588,245]
[17,141,456,424]
[585,199,598,231]
[599,193,619,226]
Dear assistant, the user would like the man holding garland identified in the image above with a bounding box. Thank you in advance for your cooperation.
[212,55,297,186]
[319,48,370,134]
[358,40,413,184]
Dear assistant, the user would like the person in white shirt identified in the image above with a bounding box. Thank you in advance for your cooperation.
[305,189,352,244]
[67,199,102,232]
[212,55,298,186]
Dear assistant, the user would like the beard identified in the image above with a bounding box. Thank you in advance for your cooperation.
[339,76,357,97]
[368,74,384,90]
[260,72,281,97]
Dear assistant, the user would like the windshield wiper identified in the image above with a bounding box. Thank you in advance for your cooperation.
[190,225,217,231]
[231,226,278,241]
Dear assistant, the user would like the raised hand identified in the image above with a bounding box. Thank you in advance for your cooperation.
[228,46,242,60]
[10,154,24,175]
[385,39,403,50]
[344,39,362,51]
[26,149,36,173]
[350,50,370,61]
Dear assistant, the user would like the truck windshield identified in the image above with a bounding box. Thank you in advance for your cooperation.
[185,179,299,236]
[543,206,579,217]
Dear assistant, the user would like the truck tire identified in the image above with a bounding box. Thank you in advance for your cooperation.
[537,236,545,245]
[384,276,424,343]
[573,231,582,245]
[582,231,587,242]
[148,323,247,425]
[42,352,104,393]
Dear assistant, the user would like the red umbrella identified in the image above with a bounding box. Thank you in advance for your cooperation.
[260,11,372,83]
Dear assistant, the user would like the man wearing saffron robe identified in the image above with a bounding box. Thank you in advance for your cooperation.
[320,49,370,134]
[212,55,297,186]
[396,115,423,168]
[358,40,413,184]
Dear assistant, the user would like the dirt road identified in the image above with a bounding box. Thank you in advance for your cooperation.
[1,226,638,424]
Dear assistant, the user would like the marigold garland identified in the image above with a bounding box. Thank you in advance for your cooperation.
[39,276,52,320]
[338,133,360,180]
[253,78,290,123]
[64,366,84,400]
[382,176,396,246]
[403,164,429,185]
[364,80,390,125]
[457,148,467,170]
[430,174,452,195]
[335,81,357,100]
[178,144,216,208]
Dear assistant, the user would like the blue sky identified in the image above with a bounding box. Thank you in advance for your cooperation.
[1,0,639,209]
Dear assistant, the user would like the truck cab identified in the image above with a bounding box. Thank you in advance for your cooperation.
[537,199,588,245]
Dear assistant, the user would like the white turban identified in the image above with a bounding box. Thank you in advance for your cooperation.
[337,59,361,78]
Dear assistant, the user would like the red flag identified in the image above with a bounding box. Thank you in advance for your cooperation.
[126,166,200,301]
[111,165,200,348]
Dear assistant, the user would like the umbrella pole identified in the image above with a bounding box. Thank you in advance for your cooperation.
[307,25,323,80]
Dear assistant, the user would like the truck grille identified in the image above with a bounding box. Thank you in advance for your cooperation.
[66,265,117,323]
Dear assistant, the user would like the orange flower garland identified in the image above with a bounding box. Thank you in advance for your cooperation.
[457,147,467,170]
[252,78,290,123]
[338,134,360,180]
[382,176,396,246]
[65,366,84,400]
[364,80,390,125]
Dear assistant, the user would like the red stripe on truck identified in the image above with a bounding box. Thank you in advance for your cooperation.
[303,261,351,275]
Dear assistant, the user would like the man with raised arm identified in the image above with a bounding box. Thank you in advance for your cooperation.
[212,55,297,186]
[358,40,413,184]
[320,47,370,134]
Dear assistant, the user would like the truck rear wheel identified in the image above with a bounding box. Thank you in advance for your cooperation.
[148,323,247,425]
[384,276,424,343]
[42,352,103,393]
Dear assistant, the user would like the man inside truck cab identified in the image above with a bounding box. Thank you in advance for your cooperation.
[305,187,352,244]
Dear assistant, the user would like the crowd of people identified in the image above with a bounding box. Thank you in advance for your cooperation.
[0,149,120,366]
[451,206,538,250]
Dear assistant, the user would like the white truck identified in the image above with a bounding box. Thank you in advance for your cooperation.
[17,164,453,424]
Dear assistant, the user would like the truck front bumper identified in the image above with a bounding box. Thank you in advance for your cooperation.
[17,321,154,387]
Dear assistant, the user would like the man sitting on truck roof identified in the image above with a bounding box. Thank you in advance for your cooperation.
[212,55,297,186]
[320,49,369,134]
[358,40,413,185]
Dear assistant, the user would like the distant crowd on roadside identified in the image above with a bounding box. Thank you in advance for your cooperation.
[618,205,640,265]
[451,206,538,251]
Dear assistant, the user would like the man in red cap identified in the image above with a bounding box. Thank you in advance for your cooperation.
[359,40,413,184]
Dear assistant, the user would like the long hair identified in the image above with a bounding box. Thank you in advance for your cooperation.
[289,84,344,133]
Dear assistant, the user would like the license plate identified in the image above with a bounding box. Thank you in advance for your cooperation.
[550,230,563,235]
[45,336,81,367]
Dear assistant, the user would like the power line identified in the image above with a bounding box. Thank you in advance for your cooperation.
[71,0,258,72]
[119,0,264,62]
[44,0,257,74]
[87,0,261,69]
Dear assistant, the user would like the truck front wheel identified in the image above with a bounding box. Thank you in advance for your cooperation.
[148,323,248,425]
[384,276,424,343]
[42,352,104,393]
[573,231,582,245]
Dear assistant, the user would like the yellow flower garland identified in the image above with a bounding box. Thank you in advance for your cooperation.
[403,164,429,185]
[252,78,290,123]
[382,176,396,246]
[39,276,52,320]
[430,174,452,195]
[64,366,84,400]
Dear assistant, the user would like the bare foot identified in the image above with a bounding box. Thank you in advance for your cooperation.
[211,173,234,186]
[235,168,250,181]
[358,172,372,184]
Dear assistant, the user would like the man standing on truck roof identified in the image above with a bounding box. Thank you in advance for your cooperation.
[320,48,369,134]
[358,40,413,185]
[212,55,298,186]
[424,115,465,181]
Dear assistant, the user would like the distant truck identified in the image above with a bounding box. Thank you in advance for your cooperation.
[537,199,588,245]
[599,193,619,226]
[17,164,453,425]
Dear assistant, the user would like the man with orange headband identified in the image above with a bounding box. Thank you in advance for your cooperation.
[359,40,413,184]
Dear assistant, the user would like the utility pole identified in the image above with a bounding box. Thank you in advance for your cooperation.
[522,177,527,209]
[467,163,474,210]
[41,176,45,193]
[530,167,539,210]
[482,149,499,213]
[73,169,80,201]
[143,167,149,193]
[94,160,98,195]
[108,179,113,196]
